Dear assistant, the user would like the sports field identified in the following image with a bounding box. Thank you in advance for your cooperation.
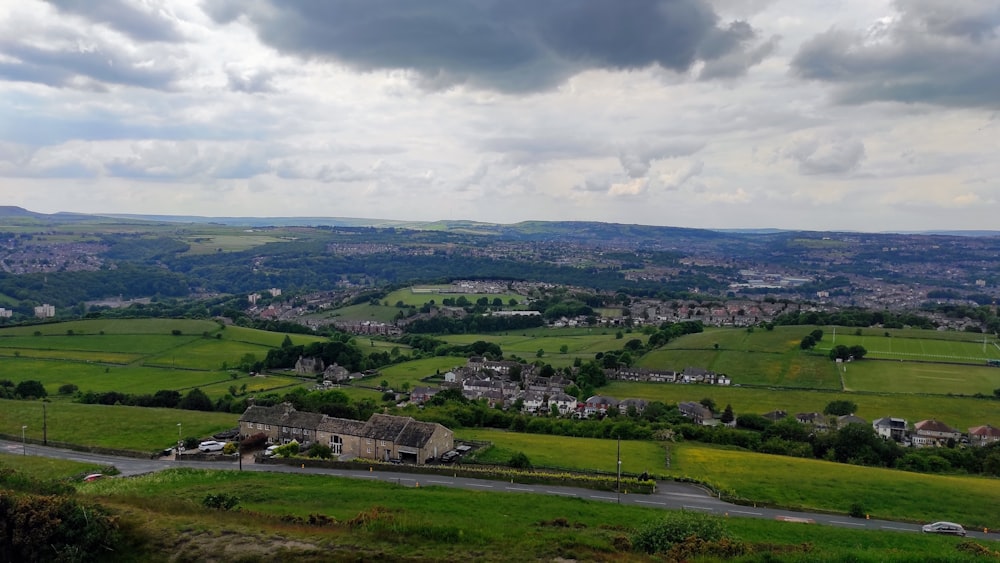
[817,332,1000,364]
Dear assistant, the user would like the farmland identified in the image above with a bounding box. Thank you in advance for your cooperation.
[457,428,1000,528]
[0,319,312,399]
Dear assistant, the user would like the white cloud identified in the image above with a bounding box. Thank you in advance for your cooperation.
[0,0,995,231]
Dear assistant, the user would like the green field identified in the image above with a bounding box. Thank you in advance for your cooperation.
[0,398,238,452]
[67,467,985,562]
[605,381,997,430]
[819,332,1000,364]
[841,359,1000,394]
[456,428,1000,528]
[0,320,324,398]
[441,329,635,367]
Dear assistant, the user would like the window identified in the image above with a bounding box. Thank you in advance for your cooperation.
[256,423,262,430]
[379,440,386,447]
[366,439,373,444]
[265,425,270,431]
[366,447,372,454]
[282,426,288,432]
[304,430,311,436]
[331,435,343,455]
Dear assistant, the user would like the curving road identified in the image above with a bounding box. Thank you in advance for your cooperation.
[1,439,994,542]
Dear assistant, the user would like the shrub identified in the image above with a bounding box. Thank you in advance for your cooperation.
[202,493,240,511]
[632,510,730,554]
[274,440,300,458]
[240,432,267,452]
[849,502,866,518]
[308,443,333,459]
[509,452,532,469]
[58,383,79,395]
[0,491,125,561]
[222,442,238,455]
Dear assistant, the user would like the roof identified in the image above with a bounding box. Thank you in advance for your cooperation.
[317,417,366,435]
[395,420,444,448]
[360,413,413,440]
[914,419,958,433]
[968,425,1000,437]
[239,403,325,429]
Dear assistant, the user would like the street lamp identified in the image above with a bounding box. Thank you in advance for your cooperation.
[21,425,27,455]
[176,422,182,458]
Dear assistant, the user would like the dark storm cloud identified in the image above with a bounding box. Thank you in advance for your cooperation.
[208,0,773,91]
[46,0,183,42]
[791,0,1000,108]
[0,39,178,90]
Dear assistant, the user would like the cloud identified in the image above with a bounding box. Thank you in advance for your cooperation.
[656,159,704,190]
[210,0,776,92]
[46,0,184,43]
[618,139,703,178]
[784,135,866,175]
[791,0,1000,108]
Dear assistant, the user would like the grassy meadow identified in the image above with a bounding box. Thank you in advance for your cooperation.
[455,428,1000,528]
[69,467,991,562]
[0,398,238,451]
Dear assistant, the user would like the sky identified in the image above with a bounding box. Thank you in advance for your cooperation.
[0,0,998,232]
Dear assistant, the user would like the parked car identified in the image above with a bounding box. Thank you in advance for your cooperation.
[440,450,460,463]
[198,440,225,452]
[264,444,280,457]
[82,473,104,482]
[921,522,966,536]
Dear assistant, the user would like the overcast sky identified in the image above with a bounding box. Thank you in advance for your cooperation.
[1,0,998,231]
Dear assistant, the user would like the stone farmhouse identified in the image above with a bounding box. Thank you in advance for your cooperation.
[969,425,1000,447]
[239,403,453,464]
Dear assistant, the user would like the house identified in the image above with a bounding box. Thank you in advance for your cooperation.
[584,395,619,417]
[872,417,907,442]
[968,425,1000,447]
[911,419,961,447]
[520,391,548,413]
[322,363,350,383]
[795,412,828,429]
[548,392,577,415]
[239,402,325,446]
[678,401,713,425]
[240,403,453,464]
[762,410,788,422]
[409,386,439,404]
[618,398,648,415]
[837,414,867,427]
[295,356,324,375]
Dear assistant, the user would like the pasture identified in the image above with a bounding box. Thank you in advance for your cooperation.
[456,428,1000,528]
[602,381,998,430]
[0,319,317,398]
[0,398,238,452]
[77,468,976,562]
[385,287,524,308]
[440,329,636,367]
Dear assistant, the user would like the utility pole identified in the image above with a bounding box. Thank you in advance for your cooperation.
[616,436,621,504]
[42,401,48,446]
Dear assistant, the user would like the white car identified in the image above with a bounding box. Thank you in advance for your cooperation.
[921,522,966,536]
[264,444,280,457]
[198,440,225,452]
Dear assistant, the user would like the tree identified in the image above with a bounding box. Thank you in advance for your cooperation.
[15,380,47,399]
[281,334,294,348]
[823,400,858,416]
[800,335,816,349]
[559,344,569,354]
[720,404,735,424]
[179,388,213,411]
[308,442,333,459]
[810,329,823,342]
[536,349,544,358]
[699,397,716,413]
[57,383,79,395]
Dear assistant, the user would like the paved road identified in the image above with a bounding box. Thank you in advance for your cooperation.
[1,439,994,541]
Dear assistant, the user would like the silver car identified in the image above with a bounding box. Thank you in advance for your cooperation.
[921,522,966,536]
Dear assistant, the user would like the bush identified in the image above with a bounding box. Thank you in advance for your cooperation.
[240,432,267,452]
[632,510,730,554]
[0,491,125,561]
[58,383,79,395]
[274,440,300,458]
[308,443,333,459]
[509,452,532,470]
[202,493,240,511]
[849,502,866,518]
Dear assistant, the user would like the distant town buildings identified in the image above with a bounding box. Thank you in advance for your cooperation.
[0,307,12,318]
[34,303,55,318]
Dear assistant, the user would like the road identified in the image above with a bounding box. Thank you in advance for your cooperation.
[1,439,994,541]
